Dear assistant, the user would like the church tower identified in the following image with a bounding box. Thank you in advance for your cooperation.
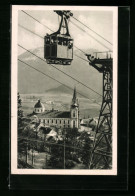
[70,87,79,128]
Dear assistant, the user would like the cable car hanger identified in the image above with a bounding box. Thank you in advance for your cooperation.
[44,10,74,65]
[53,10,73,36]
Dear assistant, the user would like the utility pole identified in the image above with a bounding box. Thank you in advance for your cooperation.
[64,137,65,169]
[35,128,38,150]
[63,128,66,169]
[86,51,112,169]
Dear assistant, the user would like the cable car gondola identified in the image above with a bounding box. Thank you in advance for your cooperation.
[44,10,73,65]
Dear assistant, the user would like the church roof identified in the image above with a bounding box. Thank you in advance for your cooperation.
[30,110,71,118]
[34,100,44,108]
[72,87,78,107]
[73,87,77,100]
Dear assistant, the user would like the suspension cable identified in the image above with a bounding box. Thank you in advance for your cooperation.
[18,44,102,97]
[70,20,112,51]
[72,16,113,45]
[18,58,102,107]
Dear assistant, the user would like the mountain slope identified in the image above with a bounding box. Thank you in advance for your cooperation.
[18,47,102,100]
[45,85,73,95]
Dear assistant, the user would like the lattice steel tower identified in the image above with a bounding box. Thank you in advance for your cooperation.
[86,52,112,169]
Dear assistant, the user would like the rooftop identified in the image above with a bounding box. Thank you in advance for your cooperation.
[29,110,71,118]
[34,100,44,108]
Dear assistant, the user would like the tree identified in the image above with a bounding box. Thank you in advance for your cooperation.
[18,92,23,127]
[49,141,64,168]
[80,132,92,168]
[65,127,79,142]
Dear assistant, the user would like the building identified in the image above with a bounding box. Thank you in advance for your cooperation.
[34,99,45,113]
[31,87,79,129]
[80,118,97,132]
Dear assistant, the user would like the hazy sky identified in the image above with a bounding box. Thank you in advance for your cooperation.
[15,7,117,101]
[18,9,113,55]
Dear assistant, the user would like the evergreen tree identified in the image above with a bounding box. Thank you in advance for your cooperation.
[80,132,92,168]
[18,92,23,127]
[49,142,64,168]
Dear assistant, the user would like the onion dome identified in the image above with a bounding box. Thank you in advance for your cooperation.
[34,99,44,108]
[34,99,45,113]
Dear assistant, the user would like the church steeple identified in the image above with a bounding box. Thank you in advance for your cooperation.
[73,86,76,101]
[70,87,79,128]
[71,87,78,107]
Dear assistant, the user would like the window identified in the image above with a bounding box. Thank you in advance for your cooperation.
[56,120,57,124]
[52,119,53,123]
[46,37,50,44]
[51,36,57,44]
[63,39,67,46]
[58,37,62,45]
[51,38,54,44]
[48,120,49,124]
[68,40,73,49]
[68,120,70,124]
[60,120,61,124]
[64,120,65,124]
[73,111,75,117]
[73,121,76,128]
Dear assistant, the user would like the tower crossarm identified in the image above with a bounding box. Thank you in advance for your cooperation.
[86,54,112,73]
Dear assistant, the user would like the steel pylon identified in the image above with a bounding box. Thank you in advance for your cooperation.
[86,52,112,169]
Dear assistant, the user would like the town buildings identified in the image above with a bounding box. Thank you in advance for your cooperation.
[30,87,80,129]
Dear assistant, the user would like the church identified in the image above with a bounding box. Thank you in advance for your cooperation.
[31,87,80,129]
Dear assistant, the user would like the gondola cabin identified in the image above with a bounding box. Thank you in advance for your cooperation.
[44,10,73,65]
[44,34,73,65]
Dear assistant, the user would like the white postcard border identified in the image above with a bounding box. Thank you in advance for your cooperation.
[11,5,118,175]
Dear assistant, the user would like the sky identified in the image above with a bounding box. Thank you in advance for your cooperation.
[16,7,116,98]
[18,9,113,55]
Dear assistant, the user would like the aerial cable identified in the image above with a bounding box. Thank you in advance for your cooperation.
[70,20,112,51]
[18,58,102,107]
[74,45,86,55]
[18,12,104,99]
[18,24,44,39]
[71,16,113,45]
[18,44,102,97]
[20,11,89,55]
[19,136,112,157]
[18,26,103,97]
[19,23,87,62]
[18,25,88,65]
[21,10,53,32]
[21,10,112,52]
[18,136,92,153]
[74,54,89,63]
